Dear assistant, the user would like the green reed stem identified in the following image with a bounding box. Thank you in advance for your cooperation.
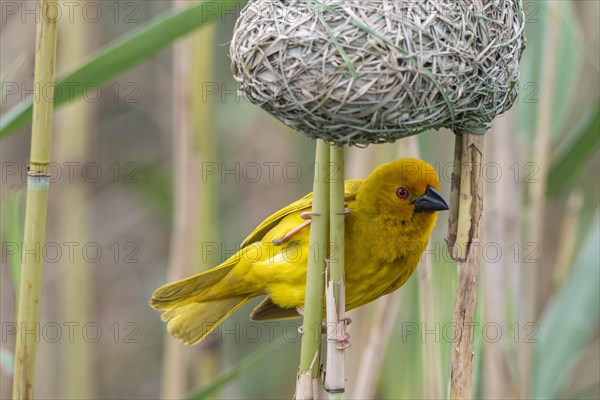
[296,139,330,399]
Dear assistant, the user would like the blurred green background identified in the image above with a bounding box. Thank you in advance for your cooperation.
[1,1,598,399]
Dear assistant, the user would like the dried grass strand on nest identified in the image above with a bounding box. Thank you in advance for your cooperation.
[231,0,526,146]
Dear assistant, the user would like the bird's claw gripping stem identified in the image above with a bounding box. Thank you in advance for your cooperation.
[272,220,311,245]
[297,321,328,335]
[331,316,352,349]
[272,212,321,245]
[300,212,320,220]
[335,332,351,349]
[297,319,353,349]
[336,202,351,216]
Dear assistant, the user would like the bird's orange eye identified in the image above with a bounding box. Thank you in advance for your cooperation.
[396,187,409,199]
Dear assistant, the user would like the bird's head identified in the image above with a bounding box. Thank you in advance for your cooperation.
[357,158,448,229]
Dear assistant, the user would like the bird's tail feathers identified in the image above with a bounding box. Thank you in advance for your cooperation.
[150,261,236,310]
[162,296,252,345]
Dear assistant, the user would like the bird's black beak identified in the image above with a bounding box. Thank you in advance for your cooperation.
[412,186,449,212]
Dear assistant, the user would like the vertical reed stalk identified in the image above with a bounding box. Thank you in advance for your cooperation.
[12,1,59,398]
[161,1,219,397]
[296,140,330,400]
[189,1,219,389]
[325,146,346,398]
[57,6,92,398]
[447,133,485,400]
[522,5,559,394]
[552,191,583,287]
[351,287,402,399]
[190,7,218,272]
[417,255,443,400]
[343,145,374,397]
[161,15,193,396]
[482,114,513,399]
[352,136,430,399]
[400,136,444,399]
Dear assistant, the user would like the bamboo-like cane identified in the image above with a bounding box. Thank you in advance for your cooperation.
[351,289,401,399]
[447,133,485,400]
[325,146,347,399]
[189,2,220,389]
[521,5,559,395]
[57,7,93,398]
[12,1,59,398]
[161,14,193,397]
[296,140,330,400]
[399,138,444,400]
[352,136,443,399]
[482,115,514,399]
[161,1,219,397]
[552,191,583,287]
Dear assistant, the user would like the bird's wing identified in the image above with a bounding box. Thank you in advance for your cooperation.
[379,257,414,296]
[240,180,362,248]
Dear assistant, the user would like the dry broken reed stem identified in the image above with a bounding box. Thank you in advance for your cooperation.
[325,145,347,399]
[448,133,485,400]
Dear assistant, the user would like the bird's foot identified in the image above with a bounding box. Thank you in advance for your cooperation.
[272,219,312,245]
[296,308,306,335]
[297,320,329,335]
[300,212,320,220]
[335,331,351,349]
[336,207,351,216]
[324,325,351,349]
[325,318,352,349]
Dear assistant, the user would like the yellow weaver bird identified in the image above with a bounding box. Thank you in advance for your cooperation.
[150,158,448,345]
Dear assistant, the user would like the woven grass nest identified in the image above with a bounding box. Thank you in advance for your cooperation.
[230,0,526,146]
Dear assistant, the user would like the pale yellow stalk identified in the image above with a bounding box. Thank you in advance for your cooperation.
[161,1,219,398]
[351,136,443,399]
[521,4,559,394]
[12,1,59,398]
[56,3,93,398]
[519,1,560,398]
[552,191,583,287]
[400,137,443,399]
[482,114,514,399]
